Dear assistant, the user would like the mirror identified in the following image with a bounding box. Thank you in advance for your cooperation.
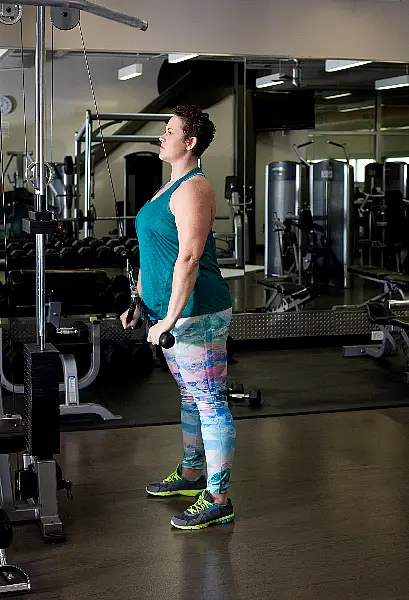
[0,50,247,298]
[243,57,409,312]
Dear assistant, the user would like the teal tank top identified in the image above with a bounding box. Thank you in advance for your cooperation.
[135,167,232,320]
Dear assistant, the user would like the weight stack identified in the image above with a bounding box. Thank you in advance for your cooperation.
[23,344,60,459]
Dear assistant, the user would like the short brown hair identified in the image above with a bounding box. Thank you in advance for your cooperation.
[171,105,216,157]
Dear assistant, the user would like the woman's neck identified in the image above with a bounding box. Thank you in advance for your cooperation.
[170,158,199,182]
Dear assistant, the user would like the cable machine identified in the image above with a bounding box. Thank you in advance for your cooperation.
[0,0,147,591]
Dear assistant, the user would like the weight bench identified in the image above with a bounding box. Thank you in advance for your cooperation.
[256,277,315,312]
[343,300,409,383]
[333,266,409,310]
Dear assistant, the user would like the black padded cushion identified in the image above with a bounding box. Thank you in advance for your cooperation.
[366,301,409,331]
[383,274,409,289]
[348,266,399,279]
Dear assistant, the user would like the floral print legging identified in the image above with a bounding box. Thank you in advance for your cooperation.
[162,307,236,495]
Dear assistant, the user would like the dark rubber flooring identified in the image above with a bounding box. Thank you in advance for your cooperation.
[4,341,404,431]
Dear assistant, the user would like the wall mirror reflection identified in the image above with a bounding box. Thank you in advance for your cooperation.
[0,50,247,308]
[242,57,409,316]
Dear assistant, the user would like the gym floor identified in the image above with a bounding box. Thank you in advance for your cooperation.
[10,408,409,599]
[6,271,409,599]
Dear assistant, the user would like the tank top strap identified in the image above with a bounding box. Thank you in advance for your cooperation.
[168,167,204,193]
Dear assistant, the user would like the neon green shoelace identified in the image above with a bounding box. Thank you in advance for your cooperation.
[186,492,211,515]
[164,469,182,483]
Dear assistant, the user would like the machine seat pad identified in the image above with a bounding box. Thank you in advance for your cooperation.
[348,266,400,279]
[366,301,409,331]
[383,274,409,288]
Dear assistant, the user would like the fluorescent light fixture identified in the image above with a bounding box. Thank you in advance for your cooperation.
[118,63,143,81]
[338,101,375,113]
[323,92,352,100]
[168,53,199,64]
[256,73,285,89]
[375,74,409,90]
[325,59,372,72]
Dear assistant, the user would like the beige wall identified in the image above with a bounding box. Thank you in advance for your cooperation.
[3,1,409,62]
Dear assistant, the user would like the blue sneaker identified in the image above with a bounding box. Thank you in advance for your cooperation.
[170,490,235,530]
[146,464,207,497]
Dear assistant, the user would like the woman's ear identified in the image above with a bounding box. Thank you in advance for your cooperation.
[186,137,198,152]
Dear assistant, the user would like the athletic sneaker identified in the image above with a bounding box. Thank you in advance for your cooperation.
[146,464,207,497]
[170,490,235,530]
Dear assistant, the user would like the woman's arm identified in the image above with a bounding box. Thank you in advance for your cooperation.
[149,178,214,340]
[137,268,142,297]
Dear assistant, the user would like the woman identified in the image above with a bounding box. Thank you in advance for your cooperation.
[121,105,236,530]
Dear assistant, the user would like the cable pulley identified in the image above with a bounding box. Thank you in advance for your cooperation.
[0,3,22,24]
[50,7,79,30]
[25,161,54,191]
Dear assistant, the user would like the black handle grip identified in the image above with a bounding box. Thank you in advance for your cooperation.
[126,299,175,349]
[159,331,175,349]
[126,301,137,324]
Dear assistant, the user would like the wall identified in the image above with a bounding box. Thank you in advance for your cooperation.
[3,1,409,63]
[0,53,235,237]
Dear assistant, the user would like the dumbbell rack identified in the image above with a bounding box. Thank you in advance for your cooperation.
[2,235,139,271]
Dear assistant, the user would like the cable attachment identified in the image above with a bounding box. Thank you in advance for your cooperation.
[25,161,53,191]
[0,3,22,24]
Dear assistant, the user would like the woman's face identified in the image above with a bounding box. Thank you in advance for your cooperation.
[159,116,195,163]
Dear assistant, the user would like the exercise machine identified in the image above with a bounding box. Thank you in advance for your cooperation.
[214,176,249,269]
[0,0,148,578]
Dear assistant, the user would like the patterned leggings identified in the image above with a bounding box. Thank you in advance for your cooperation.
[162,308,236,495]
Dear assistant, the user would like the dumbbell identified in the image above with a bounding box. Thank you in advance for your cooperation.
[21,241,35,253]
[125,238,138,250]
[124,238,139,260]
[84,237,104,251]
[227,382,261,408]
[95,244,114,265]
[6,242,23,260]
[59,244,75,265]
[45,247,60,267]
[106,238,122,250]
[71,240,93,265]
[113,244,128,266]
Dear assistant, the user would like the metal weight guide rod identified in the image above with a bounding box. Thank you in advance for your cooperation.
[0,0,148,545]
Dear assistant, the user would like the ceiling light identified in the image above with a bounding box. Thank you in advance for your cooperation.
[256,73,285,89]
[325,60,372,72]
[323,92,352,100]
[375,74,409,90]
[338,102,375,113]
[168,53,199,64]
[118,63,143,81]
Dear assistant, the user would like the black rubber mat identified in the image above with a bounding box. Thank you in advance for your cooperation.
[4,342,408,431]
